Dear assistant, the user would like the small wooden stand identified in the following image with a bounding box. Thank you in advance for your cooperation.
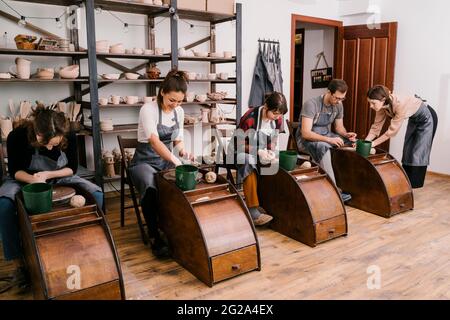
[16,185,125,300]
[259,160,348,247]
[157,168,261,287]
[331,148,414,218]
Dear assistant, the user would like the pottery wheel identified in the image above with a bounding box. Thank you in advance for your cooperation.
[52,186,76,204]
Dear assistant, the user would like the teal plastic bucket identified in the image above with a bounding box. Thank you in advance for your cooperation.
[279,151,298,171]
[22,183,53,215]
[175,165,199,191]
[356,139,372,158]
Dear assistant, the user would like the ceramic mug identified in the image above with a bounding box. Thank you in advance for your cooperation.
[9,57,31,79]
[124,96,139,104]
[143,96,155,103]
[110,95,121,105]
[99,97,109,105]
[155,47,164,55]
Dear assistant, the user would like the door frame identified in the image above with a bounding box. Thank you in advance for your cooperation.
[290,14,343,121]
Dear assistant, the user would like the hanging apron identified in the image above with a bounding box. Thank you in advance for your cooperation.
[402,103,436,166]
[0,148,101,202]
[296,96,343,163]
[128,107,179,200]
[236,107,276,181]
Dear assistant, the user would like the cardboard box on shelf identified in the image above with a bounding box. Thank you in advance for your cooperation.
[163,0,206,11]
[206,0,235,15]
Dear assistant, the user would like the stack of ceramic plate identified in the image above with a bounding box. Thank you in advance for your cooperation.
[100,119,114,131]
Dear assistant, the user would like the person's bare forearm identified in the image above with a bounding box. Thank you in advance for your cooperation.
[302,130,332,143]
[15,170,38,184]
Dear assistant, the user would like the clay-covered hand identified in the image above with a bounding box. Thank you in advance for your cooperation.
[346,132,357,142]
[33,171,51,183]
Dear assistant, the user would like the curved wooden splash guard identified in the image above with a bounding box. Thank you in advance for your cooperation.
[259,159,348,247]
[157,168,261,287]
[16,184,125,300]
[331,148,414,218]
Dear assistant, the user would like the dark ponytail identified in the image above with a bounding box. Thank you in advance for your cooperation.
[367,85,393,107]
[157,69,189,108]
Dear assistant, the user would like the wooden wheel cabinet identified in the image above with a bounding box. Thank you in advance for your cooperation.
[331,148,414,218]
[157,168,261,287]
[259,160,348,247]
[16,185,125,300]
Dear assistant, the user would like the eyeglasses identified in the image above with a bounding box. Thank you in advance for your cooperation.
[331,94,346,102]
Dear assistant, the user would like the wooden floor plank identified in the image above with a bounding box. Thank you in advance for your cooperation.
[1,173,449,300]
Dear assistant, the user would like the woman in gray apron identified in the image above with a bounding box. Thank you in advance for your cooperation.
[295,79,356,201]
[0,106,102,292]
[128,69,190,258]
[231,92,287,226]
[366,85,438,188]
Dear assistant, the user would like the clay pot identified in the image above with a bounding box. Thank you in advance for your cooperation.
[59,65,79,79]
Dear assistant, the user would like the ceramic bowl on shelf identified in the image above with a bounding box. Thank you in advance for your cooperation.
[124,96,139,104]
[124,72,140,80]
[224,51,233,59]
[144,49,154,55]
[143,96,156,103]
[196,73,207,81]
[207,73,217,80]
[96,40,109,53]
[218,72,229,80]
[195,94,207,103]
[36,68,55,80]
[0,72,12,79]
[185,92,195,103]
[132,47,144,55]
[187,72,197,80]
[194,51,209,58]
[101,74,120,80]
[59,65,79,79]
[109,43,125,54]
[98,97,109,106]
[154,48,164,55]
[207,91,227,101]
[210,52,224,58]
[100,119,114,131]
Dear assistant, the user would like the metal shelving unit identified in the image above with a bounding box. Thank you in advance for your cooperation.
[0,0,242,189]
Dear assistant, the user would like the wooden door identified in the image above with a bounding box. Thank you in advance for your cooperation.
[335,22,397,151]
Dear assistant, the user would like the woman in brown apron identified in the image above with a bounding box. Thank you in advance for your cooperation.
[0,106,103,293]
[128,70,191,258]
[366,85,438,188]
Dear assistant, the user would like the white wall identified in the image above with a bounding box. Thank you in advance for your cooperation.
[340,0,450,174]
[300,25,335,104]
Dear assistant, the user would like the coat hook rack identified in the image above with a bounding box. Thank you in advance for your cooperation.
[258,38,280,44]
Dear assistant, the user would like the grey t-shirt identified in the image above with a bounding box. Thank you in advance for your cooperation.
[299,95,344,132]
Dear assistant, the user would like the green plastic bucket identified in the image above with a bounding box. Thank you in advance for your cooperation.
[22,183,53,215]
[279,151,298,171]
[356,139,372,158]
[175,165,199,191]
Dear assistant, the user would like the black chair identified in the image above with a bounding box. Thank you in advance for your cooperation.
[213,127,240,188]
[286,120,311,160]
[117,136,148,245]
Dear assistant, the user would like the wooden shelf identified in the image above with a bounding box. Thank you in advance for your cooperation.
[97,78,163,83]
[9,0,77,7]
[182,98,237,106]
[0,48,87,57]
[0,78,88,83]
[81,98,236,109]
[83,120,236,135]
[177,8,236,23]
[179,56,236,64]
[190,78,237,84]
[96,53,171,60]
[95,0,170,15]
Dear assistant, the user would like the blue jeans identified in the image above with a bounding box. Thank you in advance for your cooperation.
[0,191,104,261]
[0,197,21,261]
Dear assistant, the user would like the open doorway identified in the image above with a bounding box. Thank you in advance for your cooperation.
[290,15,343,123]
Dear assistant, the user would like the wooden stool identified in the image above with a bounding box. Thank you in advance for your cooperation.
[117,136,148,245]
[331,147,414,217]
